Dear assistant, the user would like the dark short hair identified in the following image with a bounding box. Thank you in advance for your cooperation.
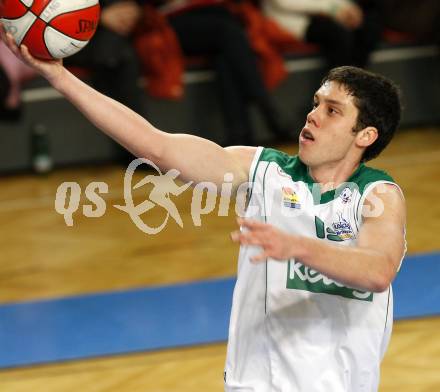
[322,66,402,161]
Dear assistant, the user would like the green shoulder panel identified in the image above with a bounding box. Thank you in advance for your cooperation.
[259,148,312,184]
[258,148,396,203]
[351,165,395,195]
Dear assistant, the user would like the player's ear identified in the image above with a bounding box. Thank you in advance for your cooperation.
[355,126,378,148]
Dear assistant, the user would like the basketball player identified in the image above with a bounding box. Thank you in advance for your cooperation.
[1,29,406,391]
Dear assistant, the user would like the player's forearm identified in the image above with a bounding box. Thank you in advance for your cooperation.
[293,236,395,293]
[52,67,249,187]
[52,67,166,161]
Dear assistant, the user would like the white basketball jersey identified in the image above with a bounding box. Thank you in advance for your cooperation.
[224,147,405,392]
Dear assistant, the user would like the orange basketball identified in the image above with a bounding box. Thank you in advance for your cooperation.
[0,0,100,60]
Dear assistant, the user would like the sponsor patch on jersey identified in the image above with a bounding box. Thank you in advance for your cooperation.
[330,213,355,241]
[286,260,373,301]
[282,186,301,209]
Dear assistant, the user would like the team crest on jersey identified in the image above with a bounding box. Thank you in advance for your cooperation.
[340,187,352,204]
[331,213,355,240]
[282,186,301,209]
[286,260,373,301]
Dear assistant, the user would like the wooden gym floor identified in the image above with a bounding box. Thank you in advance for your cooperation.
[0,127,439,391]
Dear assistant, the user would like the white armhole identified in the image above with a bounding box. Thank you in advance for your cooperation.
[243,147,264,218]
[356,181,407,271]
[248,146,264,182]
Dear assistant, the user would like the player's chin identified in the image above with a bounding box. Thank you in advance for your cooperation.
[298,147,313,165]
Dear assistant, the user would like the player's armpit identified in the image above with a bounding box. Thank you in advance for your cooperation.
[157,133,257,190]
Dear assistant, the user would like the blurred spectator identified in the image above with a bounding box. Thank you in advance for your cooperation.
[157,0,290,145]
[1,0,145,123]
[382,0,440,44]
[0,67,8,113]
[64,0,146,115]
[0,41,37,121]
[262,0,382,70]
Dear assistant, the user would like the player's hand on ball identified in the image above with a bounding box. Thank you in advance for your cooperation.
[231,218,296,262]
[0,24,63,85]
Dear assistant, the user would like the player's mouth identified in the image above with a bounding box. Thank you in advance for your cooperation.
[299,128,315,144]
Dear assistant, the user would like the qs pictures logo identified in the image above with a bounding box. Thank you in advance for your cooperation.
[54,158,251,234]
[113,159,193,234]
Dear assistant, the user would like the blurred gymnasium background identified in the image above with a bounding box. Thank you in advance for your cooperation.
[0,11,439,391]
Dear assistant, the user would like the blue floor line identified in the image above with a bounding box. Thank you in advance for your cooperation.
[0,278,235,368]
[392,252,440,319]
[0,252,439,369]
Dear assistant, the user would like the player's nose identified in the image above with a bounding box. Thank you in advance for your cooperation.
[306,107,320,128]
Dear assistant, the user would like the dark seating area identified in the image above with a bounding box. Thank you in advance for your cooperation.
[0,28,439,173]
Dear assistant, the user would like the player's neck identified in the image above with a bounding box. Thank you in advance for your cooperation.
[308,159,361,193]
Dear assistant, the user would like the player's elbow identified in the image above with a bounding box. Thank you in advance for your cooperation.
[370,275,391,293]
[146,130,170,164]
[370,258,396,293]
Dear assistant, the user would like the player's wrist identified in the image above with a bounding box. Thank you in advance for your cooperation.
[48,65,68,91]
[291,235,312,262]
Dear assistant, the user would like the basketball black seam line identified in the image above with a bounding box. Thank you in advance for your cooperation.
[43,28,87,57]
[0,5,33,21]
[2,1,32,20]
[41,4,98,43]
[20,11,38,47]
[1,4,97,20]
[41,4,99,25]
[15,10,61,57]
[42,22,52,57]
[18,11,90,54]
[45,25,88,43]
[2,4,98,39]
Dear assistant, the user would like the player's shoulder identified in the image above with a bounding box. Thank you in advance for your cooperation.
[258,147,302,172]
[224,145,259,179]
[225,145,259,164]
[350,164,404,222]
[259,147,295,163]
[351,163,396,195]
[226,145,294,170]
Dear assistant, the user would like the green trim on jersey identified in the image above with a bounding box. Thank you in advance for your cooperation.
[258,148,394,205]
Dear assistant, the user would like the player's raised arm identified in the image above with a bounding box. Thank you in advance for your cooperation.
[0,29,255,189]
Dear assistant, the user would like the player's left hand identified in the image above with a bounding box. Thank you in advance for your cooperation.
[231,218,296,262]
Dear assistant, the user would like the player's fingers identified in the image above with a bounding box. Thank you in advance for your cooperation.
[237,217,266,230]
[250,252,268,263]
[230,230,241,242]
[5,33,22,58]
[0,24,6,41]
[231,231,257,244]
[231,231,267,248]
[231,230,251,243]
[242,235,262,246]
[6,33,17,50]
[20,45,36,64]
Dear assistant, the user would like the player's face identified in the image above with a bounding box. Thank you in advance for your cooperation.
[298,81,361,168]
